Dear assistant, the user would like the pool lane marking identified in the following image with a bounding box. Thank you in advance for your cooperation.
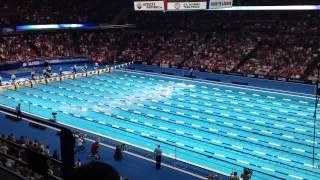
[4,94,319,173]
[223,122,233,126]
[176,130,184,134]
[237,160,249,164]
[104,78,316,124]
[209,128,219,132]
[289,175,303,180]
[254,151,266,155]
[232,145,243,149]
[51,96,304,171]
[116,69,317,99]
[269,142,281,147]
[15,88,310,160]
[95,75,314,115]
[262,130,272,134]
[262,167,275,172]
[247,137,258,141]
[120,78,313,122]
[16,86,316,150]
[278,157,291,162]
[25,83,312,143]
[176,142,184,146]
[30,84,318,152]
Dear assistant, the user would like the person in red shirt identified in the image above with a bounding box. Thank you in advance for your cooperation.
[90,140,100,160]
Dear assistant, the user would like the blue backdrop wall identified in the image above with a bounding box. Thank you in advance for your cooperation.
[128,64,315,95]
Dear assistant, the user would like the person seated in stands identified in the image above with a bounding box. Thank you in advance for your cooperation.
[18,136,26,145]
[52,150,60,160]
[44,145,50,157]
[32,140,39,151]
[114,143,125,161]
[8,133,16,142]
[16,103,22,119]
[0,141,9,154]
[241,168,252,180]
[5,158,15,168]
[230,172,240,180]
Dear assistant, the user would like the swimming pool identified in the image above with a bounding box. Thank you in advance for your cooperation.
[0,69,319,179]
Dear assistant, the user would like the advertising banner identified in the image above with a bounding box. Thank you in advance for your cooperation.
[134,1,165,11]
[167,0,207,10]
[209,0,233,9]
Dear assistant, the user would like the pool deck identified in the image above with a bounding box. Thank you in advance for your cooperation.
[0,113,227,180]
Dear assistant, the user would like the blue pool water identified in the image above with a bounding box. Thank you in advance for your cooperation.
[0,69,319,180]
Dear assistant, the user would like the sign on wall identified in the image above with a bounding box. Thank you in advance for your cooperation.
[209,0,233,9]
[167,0,207,10]
[134,0,165,11]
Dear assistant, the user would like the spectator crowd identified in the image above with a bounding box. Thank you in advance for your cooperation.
[0,0,128,25]
[0,133,62,179]
[0,8,319,82]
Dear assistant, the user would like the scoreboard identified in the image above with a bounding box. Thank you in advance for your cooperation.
[134,0,233,11]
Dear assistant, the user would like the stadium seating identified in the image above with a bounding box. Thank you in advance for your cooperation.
[1,7,318,81]
[0,0,130,25]
[0,133,62,179]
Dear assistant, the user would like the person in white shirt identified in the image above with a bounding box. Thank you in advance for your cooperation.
[76,136,85,152]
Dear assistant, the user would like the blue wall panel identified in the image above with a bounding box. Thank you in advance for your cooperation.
[128,64,315,95]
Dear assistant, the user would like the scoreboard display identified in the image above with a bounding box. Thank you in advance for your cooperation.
[134,0,233,11]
